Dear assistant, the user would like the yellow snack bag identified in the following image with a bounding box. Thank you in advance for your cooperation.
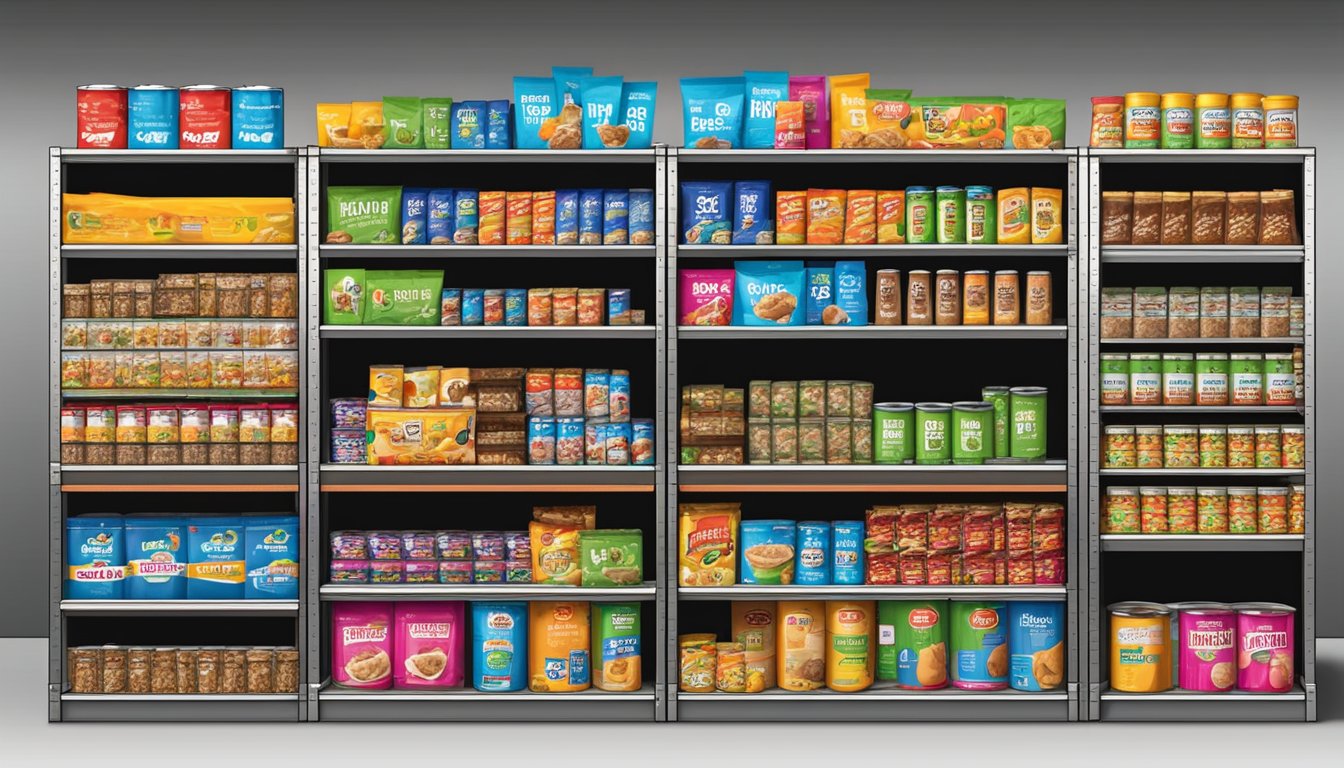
[530,520,581,585]
[776,190,807,245]
[1031,187,1064,244]
[998,187,1031,244]
[777,600,825,691]
[316,103,352,148]
[62,193,295,244]
[678,503,739,587]
[806,189,846,245]
[348,101,385,148]
[829,73,871,148]
[528,601,591,692]
[844,190,877,244]
[732,602,777,692]
[479,191,506,246]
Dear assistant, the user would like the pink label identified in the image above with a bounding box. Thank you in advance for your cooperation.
[678,269,735,326]
[393,603,465,689]
[1236,613,1295,692]
[1178,612,1236,691]
[332,603,394,689]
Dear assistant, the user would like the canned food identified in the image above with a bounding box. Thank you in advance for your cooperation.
[1234,603,1295,692]
[179,85,231,149]
[967,186,997,245]
[1195,93,1231,149]
[128,85,179,149]
[1160,92,1195,149]
[1261,95,1298,148]
[992,270,1018,325]
[981,387,1011,459]
[1230,92,1265,149]
[951,401,994,464]
[914,402,951,465]
[77,85,128,149]
[231,86,284,149]
[1109,601,1172,692]
[1008,387,1047,460]
[936,186,966,244]
[1178,603,1236,691]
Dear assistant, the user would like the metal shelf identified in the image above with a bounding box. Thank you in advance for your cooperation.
[321,582,657,601]
[59,148,298,163]
[1100,405,1301,413]
[676,685,1071,722]
[60,600,299,615]
[314,147,656,163]
[318,244,655,258]
[1097,685,1308,722]
[61,388,298,400]
[676,244,1069,257]
[317,683,657,722]
[1099,337,1303,345]
[58,692,300,722]
[676,463,1069,492]
[60,244,298,259]
[1100,535,1304,552]
[1099,468,1305,478]
[319,464,656,492]
[675,148,1074,163]
[678,325,1068,340]
[320,324,656,340]
[677,585,1066,601]
[1089,147,1313,163]
[1100,246,1304,263]
[58,465,300,492]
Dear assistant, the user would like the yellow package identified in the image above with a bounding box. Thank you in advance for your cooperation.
[829,73,871,148]
[529,601,591,692]
[777,600,825,691]
[365,408,476,465]
[844,189,877,244]
[1031,187,1064,244]
[368,364,404,407]
[530,520,581,585]
[776,190,807,245]
[806,189,846,245]
[732,601,777,692]
[679,633,717,693]
[862,89,914,148]
[348,101,385,148]
[678,503,740,587]
[479,191,506,246]
[825,600,875,692]
[62,193,295,245]
[906,99,1007,149]
[876,191,906,244]
[315,103,352,148]
[997,187,1031,244]
[402,366,440,408]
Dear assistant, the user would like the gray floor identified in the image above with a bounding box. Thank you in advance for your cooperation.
[4,638,1342,767]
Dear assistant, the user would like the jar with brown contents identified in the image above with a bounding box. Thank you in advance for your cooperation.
[1191,191,1226,244]
[1258,190,1298,245]
[1225,192,1260,244]
[1200,287,1229,337]
[275,647,301,693]
[1026,271,1052,325]
[1229,287,1261,338]
[1160,192,1191,245]
[176,649,199,693]
[267,274,298,318]
[70,647,101,693]
[63,284,91,318]
[127,647,152,694]
[906,270,932,325]
[151,648,178,693]
[1167,287,1200,338]
[221,648,248,693]
[993,270,1019,325]
[962,270,989,325]
[248,274,270,318]
[1102,191,1133,244]
[875,269,901,325]
[196,648,222,694]
[1130,192,1162,245]
[1100,287,1133,338]
[246,648,275,693]
[101,646,127,693]
[935,269,961,325]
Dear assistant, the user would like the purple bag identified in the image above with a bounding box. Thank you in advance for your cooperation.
[789,75,829,149]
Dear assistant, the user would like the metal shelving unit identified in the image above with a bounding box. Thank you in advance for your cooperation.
[48,147,308,723]
[319,244,655,259]
[678,244,1069,257]
[320,583,657,601]
[678,325,1068,340]
[317,683,657,722]
[319,325,656,339]
[1083,148,1316,722]
[678,585,1066,601]
[677,686,1070,722]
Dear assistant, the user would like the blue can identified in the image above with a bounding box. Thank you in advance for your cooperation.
[453,189,479,244]
[1008,601,1065,692]
[579,189,604,245]
[629,189,654,245]
[631,418,655,465]
[602,422,631,465]
[462,289,485,325]
[504,289,528,326]
[428,188,455,244]
[401,188,428,245]
[528,417,556,464]
[186,516,245,600]
[245,516,299,599]
[231,85,284,149]
[124,516,187,599]
[796,521,831,585]
[556,417,585,465]
[740,520,797,585]
[608,369,631,423]
[473,602,528,691]
[486,100,512,149]
[555,189,580,245]
[602,189,629,245]
[832,521,865,585]
[65,515,124,600]
[128,85,179,149]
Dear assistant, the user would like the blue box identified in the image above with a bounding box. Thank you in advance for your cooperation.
[65,515,124,600]
[187,517,245,600]
[231,86,284,149]
[124,517,187,599]
[796,521,831,585]
[555,190,580,244]
[244,516,299,599]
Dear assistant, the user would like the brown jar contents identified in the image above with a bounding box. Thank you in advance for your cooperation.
[176,649,199,694]
[1259,190,1298,245]
[196,648,221,693]
[133,280,155,318]
[993,270,1020,325]
[1160,192,1191,245]
[275,648,301,693]
[180,443,209,465]
[1230,287,1261,338]
[221,649,248,693]
[1200,287,1229,337]
[62,444,85,465]
[267,274,298,318]
[71,647,101,693]
[116,444,147,465]
[1191,191,1227,244]
[127,647,152,693]
[1101,191,1133,244]
[112,281,135,318]
[1026,271,1052,325]
[906,270,932,325]
[101,647,127,693]
[1225,192,1260,244]
[1168,287,1201,338]
[249,274,270,318]
[147,444,182,466]
[239,443,273,465]
[198,273,218,317]
[935,270,961,325]
[1100,287,1133,338]
[151,648,177,693]
[1260,287,1292,337]
[217,274,250,318]
[90,280,113,318]
[1130,192,1162,245]
[962,270,990,325]
[84,443,116,465]
[246,648,275,693]
[209,443,241,465]
[875,269,901,325]
[63,284,91,318]
[1133,287,1169,339]
[270,443,299,465]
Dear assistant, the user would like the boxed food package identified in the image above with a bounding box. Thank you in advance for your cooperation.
[63,193,295,244]
[366,408,476,465]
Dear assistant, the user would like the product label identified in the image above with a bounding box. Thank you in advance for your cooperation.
[1130,372,1160,404]
[1232,372,1263,405]
[1162,373,1194,403]
[1199,108,1231,138]
[1265,373,1295,405]
[1197,373,1229,405]
[1164,108,1193,135]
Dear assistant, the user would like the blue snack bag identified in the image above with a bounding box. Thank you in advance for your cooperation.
[579,76,624,149]
[743,70,789,149]
[733,260,805,326]
[553,66,594,107]
[513,76,558,149]
[679,181,732,244]
[244,516,299,600]
[603,189,629,245]
[806,264,835,325]
[462,289,485,325]
[834,260,868,325]
[832,521,864,585]
[680,77,745,149]
[555,189,580,244]
[796,521,831,586]
[505,289,527,326]
[486,100,512,149]
[620,82,658,149]
[579,189,604,245]
[427,189,455,245]
[451,101,486,149]
[401,188,428,245]
[628,189,654,245]
[733,180,773,245]
[454,189,479,244]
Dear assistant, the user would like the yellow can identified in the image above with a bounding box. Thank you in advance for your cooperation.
[732,601,776,692]
[777,601,825,691]
[528,601,590,693]
[1124,92,1160,148]
[962,271,990,326]
[1230,93,1265,149]
[997,187,1030,244]
[1262,95,1299,148]
[715,642,747,693]
[825,600,875,692]
[1195,93,1231,149]
[1159,93,1195,149]
[679,633,717,693]
[1109,601,1172,692]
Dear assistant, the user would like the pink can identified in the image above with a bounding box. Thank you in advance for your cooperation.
[393,602,465,689]
[1235,602,1296,693]
[1177,603,1236,692]
[331,601,393,689]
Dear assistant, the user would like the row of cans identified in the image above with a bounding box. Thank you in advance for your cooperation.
[77,84,284,150]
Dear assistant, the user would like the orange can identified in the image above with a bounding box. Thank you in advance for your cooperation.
[479,191,506,245]
[1109,602,1172,692]
[962,270,990,325]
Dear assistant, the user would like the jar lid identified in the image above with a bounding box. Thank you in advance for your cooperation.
[1108,601,1170,617]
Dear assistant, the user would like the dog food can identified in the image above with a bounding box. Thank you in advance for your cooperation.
[879,600,949,689]
[740,520,797,585]
[831,521,864,585]
[950,601,1008,690]
[231,85,284,149]
[873,402,914,464]
[914,402,952,465]
[65,515,125,599]
[1176,603,1236,692]
[1234,602,1296,692]
[795,521,831,586]
[128,85,179,149]
[472,602,527,691]
[1109,601,1172,692]
[1008,601,1065,692]
[179,85,231,149]
[76,85,128,149]
[952,401,994,464]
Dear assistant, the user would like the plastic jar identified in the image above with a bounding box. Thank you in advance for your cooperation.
[1137,426,1165,468]
[1140,486,1169,533]
[1104,425,1137,468]
[1228,425,1256,467]
[1160,93,1195,149]
[1262,95,1298,148]
[1281,424,1305,468]
[1199,425,1228,468]
[1288,485,1305,534]
[1257,487,1288,534]
[1129,353,1161,405]
[1254,425,1282,468]
[1195,352,1230,405]
[1164,425,1198,468]
[1168,487,1197,533]
[1195,93,1231,149]
[1101,353,1130,405]
[1227,487,1258,533]
[1230,92,1264,149]
[1091,96,1125,148]
[1197,488,1229,533]
[1229,353,1263,406]
[1105,487,1140,533]
[1161,353,1194,405]
[1263,353,1295,406]
[1124,92,1161,148]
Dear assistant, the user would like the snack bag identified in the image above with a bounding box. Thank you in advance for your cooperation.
[876,191,906,244]
[907,97,1007,149]
[530,521,581,585]
[1006,98,1066,150]
[479,191,506,245]
[579,76,626,149]
[829,73,870,148]
[326,186,401,244]
[806,189,846,245]
[679,269,734,326]
[348,101,385,148]
[382,96,423,149]
[324,268,365,325]
[733,260,805,326]
[776,190,807,244]
[862,89,914,148]
[315,103,352,148]
[427,189,455,244]
[506,191,532,245]
[834,261,868,325]
[451,101,485,150]
[365,270,443,326]
[486,100,511,149]
[1031,188,1064,244]
[453,189,479,244]
[402,188,428,245]
[513,77,558,150]
[744,70,789,149]
[553,66,594,107]
[806,265,834,325]
[733,180,773,245]
[844,189,877,244]
[681,77,745,149]
[680,181,732,244]
[620,81,657,149]
[422,98,453,149]
[775,101,805,149]
[789,76,829,149]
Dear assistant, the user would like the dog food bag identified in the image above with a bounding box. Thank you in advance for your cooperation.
[579,76,625,149]
[1006,98,1066,149]
[681,181,732,244]
[743,70,789,149]
[789,75,829,149]
[332,602,393,689]
[829,73,871,148]
[681,77,745,149]
[315,102,351,148]
[806,188,846,244]
[393,602,465,689]
[679,503,741,587]
[124,517,187,599]
[620,81,657,149]
[381,96,423,149]
[244,516,299,599]
[592,603,642,692]
[364,270,443,326]
[529,601,591,692]
[472,602,528,692]
[734,260,804,326]
[326,187,401,245]
[733,180,773,244]
[65,516,124,600]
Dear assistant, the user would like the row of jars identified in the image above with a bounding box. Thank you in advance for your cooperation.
[1100,351,1300,407]
[1103,423,1305,469]
[1104,485,1304,535]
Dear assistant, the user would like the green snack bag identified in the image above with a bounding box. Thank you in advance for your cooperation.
[323,268,366,325]
[579,529,644,587]
[1006,98,1066,150]
[326,186,402,244]
[364,269,443,325]
[382,96,424,149]
[422,98,453,149]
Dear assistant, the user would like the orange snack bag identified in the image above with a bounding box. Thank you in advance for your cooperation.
[844,190,877,244]
[479,191,506,245]
[774,101,806,149]
[532,191,556,245]
[876,191,907,244]
[776,191,807,245]
[829,74,871,148]
[506,191,533,245]
[806,189,846,245]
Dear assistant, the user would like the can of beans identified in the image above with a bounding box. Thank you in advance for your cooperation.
[231,86,284,149]
[76,85,128,149]
[128,85,179,149]
[179,85,231,149]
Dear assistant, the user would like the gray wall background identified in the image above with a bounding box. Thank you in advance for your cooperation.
[1,0,1338,636]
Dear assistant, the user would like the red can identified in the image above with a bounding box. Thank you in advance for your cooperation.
[179,85,231,149]
[76,85,128,149]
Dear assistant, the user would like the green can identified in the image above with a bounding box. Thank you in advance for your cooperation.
[1008,387,1047,460]
[906,186,935,244]
[878,600,949,687]
[914,402,952,465]
[949,601,1008,688]
[1195,352,1229,406]
[952,401,995,465]
[873,402,915,464]
[981,386,1011,459]
[936,186,966,244]
[966,185,996,245]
